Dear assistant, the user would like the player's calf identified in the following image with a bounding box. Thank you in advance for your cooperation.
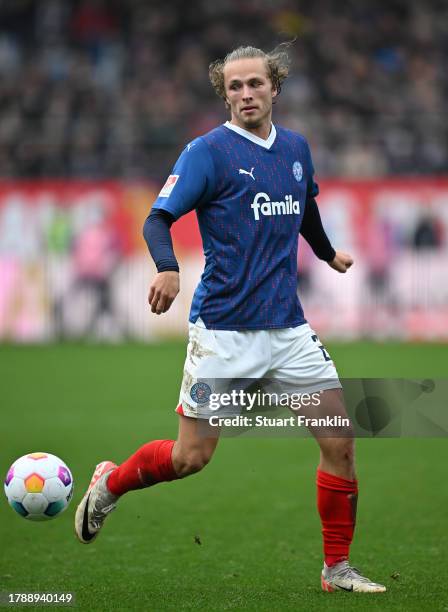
[171,445,214,478]
[106,440,178,496]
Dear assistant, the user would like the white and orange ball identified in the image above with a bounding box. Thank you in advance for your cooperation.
[4,452,73,521]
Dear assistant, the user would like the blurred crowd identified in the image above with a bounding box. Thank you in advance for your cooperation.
[0,0,447,180]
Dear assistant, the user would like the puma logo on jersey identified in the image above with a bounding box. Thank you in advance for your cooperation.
[251,192,300,221]
[239,167,255,180]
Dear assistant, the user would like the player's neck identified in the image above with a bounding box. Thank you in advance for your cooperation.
[229,118,272,141]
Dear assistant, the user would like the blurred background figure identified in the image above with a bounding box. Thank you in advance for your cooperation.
[412,212,444,250]
[0,0,447,341]
[54,214,123,340]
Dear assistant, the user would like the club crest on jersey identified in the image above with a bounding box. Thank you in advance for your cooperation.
[251,192,300,221]
[292,161,303,182]
[159,175,179,197]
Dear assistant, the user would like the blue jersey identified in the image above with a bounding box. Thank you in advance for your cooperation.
[152,122,319,330]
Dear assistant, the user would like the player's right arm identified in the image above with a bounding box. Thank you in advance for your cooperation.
[148,269,180,315]
[143,138,215,314]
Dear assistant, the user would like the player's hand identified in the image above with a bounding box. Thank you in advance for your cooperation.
[328,251,354,273]
[148,271,180,314]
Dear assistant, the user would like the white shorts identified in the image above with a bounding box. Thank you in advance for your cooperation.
[176,320,341,419]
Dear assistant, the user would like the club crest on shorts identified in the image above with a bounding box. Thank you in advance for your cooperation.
[292,161,303,182]
[190,382,212,404]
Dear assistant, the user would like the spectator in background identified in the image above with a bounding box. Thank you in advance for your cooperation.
[412,213,444,250]
[55,216,123,339]
[0,0,446,179]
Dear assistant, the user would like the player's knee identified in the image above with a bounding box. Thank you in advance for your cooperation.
[321,436,355,465]
[174,448,213,477]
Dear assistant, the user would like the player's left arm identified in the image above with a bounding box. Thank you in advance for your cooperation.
[301,140,353,273]
[327,250,353,273]
[300,197,354,273]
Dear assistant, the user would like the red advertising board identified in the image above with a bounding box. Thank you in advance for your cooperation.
[0,179,447,340]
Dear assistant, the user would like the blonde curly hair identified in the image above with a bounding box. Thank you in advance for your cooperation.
[209,43,292,105]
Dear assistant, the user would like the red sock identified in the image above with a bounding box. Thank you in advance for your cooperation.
[107,440,178,497]
[316,468,358,567]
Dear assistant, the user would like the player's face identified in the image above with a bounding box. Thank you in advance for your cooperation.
[223,58,277,137]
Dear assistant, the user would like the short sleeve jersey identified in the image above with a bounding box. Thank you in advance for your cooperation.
[152,122,319,330]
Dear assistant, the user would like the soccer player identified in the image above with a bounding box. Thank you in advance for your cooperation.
[75,44,386,594]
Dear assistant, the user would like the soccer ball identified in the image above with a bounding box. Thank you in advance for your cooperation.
[4,452,73,521]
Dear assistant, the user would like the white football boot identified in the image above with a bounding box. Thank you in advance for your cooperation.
[321,561,386,593]
[75,461,118,544]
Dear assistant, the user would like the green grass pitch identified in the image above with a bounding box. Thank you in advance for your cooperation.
[0,342,447,611]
